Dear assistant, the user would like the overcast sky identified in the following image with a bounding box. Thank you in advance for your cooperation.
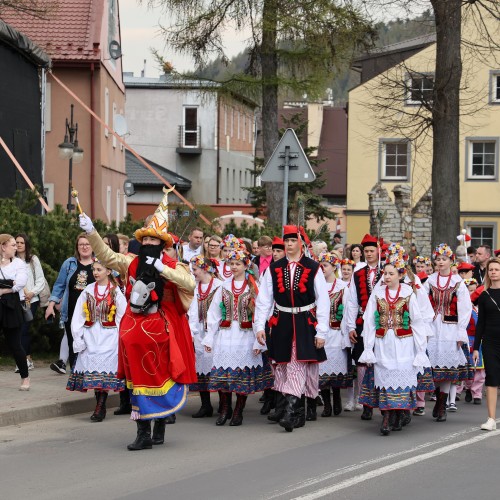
[119,0,248,77]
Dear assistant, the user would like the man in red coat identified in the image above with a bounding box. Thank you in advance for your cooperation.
[79,188,196,450]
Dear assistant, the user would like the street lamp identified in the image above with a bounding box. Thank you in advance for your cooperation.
[58,104,84,211]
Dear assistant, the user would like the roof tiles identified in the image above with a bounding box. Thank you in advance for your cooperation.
[0,0,99,61]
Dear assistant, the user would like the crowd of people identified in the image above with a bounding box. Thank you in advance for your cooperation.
[2,190,500,449]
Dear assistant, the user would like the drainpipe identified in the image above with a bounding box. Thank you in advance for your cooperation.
[90,62,96,218]
[216,95,221,204]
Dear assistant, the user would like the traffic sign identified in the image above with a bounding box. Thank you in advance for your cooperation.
[260,128,316,183]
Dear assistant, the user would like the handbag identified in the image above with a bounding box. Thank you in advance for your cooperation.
[31,259,51,308]
[21,301,33,322]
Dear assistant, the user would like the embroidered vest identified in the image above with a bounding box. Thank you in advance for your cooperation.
[219,286,253,330]
[353,266,381,326]
[428,282,460,324]
[329,288,344,329]
[197,287,218,331]
[374,295,412,338]
[83,290,118,328]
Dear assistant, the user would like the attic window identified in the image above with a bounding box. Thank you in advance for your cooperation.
[406,74,434,105]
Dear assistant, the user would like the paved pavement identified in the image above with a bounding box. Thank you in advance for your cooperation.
[0,361,120,427]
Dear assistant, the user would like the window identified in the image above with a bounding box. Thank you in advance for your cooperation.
[406,74,434,105]
[104,88,109,137]
[468,225,494,248]
[380,140,410,180]
[466,138,498,180]
[491,72,500,103]
[182,106,199,147]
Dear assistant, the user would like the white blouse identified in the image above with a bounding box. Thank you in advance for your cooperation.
[0,257,28,300]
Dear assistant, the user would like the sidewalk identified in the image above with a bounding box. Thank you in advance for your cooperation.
[0,363,119,427]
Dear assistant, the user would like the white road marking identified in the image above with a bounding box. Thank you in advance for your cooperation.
[288,425,500,500]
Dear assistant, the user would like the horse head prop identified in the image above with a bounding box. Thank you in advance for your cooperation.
[129,274,160,314]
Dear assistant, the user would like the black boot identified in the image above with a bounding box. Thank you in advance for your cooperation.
[295,395,306,428]
[165,414,176,424]
[152,418,167,445]
[391,410,402,431]
[216,392,232,426]
[279,394,299,432]
[315,395,324,407]
[192,391,214,418]
[380,410,391,436]
[432,387,441,418]
[90,391,108,422]
[306,397,317,421]
[229,394,247,426]
[332,388,342,416]
[127,420,153,450]
[260,389,274,415]
[268,392,286,422]
[114,389,132,415]
[361,405,373,420]
[321,389,332,417]
[436,391,448,422]
[401,409,411,427]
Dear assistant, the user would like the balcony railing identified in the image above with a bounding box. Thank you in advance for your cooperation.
[176,125,202,154]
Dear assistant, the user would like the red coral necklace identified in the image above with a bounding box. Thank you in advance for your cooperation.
[223,262,232,278]
[232,278,247,297]
[437,272,452,291]
[198,278,214,301]
[385,284,401,309]
[94,282,110,306]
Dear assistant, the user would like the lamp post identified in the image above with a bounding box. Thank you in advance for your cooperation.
[58,104,83,212]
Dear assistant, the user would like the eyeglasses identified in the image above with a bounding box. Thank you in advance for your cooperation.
[208,244,220,249]
[260,245,271,250]
[78,243,91,248]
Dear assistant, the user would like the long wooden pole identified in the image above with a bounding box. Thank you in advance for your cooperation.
[0,136,51,212]
[49,71,211,226]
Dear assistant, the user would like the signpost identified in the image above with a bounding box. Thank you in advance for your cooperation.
[260,128,316,227]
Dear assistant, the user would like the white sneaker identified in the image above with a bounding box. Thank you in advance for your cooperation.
[355,403,364,411]
[480,418,497,431]
[344,401,355,411]
[448,403,457,412]
[14,366,20,373]
[27,360,34,370]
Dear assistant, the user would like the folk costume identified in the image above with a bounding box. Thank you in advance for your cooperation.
[80,187,196,450]
[359,255,430,435]
[317,252,352,418]
[218,234,244,280]
[204,249,269,426]
[188,255,223,417]
[67,279,127,421]
[344,234,382,420]
[254,225,330,432]
[423,244,472,422]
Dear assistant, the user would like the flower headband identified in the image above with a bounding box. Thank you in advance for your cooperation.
[226,249,250,265]
[387,242,405,257]
[424,257,432,266]
[340,258,355,267]
[318,252,340,266]
[464,278,478,287]
[433,243,454,260]
[386,254,407,273]
[220,234,244,250]
[191,255,218,274]
[413,255,427,265]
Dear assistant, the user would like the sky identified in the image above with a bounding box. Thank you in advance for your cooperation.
[119,0,249,77]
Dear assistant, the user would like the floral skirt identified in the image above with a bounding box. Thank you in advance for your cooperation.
[416,367,435,392]
[190,373,211,392]
[319,371,353,390]
[66,370,125,392]
[208,365,273,394]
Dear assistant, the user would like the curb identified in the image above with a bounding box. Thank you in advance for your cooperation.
[0,393,120,427]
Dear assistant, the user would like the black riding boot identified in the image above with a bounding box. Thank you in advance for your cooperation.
[90,391,108,422]
[152,418,167,445]
[260,389,275,415]
[192,391,214,418]
[361,405,373,420]
[268,392,286,422]
[436,391,448,422]
[391,410,403,431]
[380,410,391,436]
[230,394,248,426]
[321,389,332,417]
[279,395,300,432]
[216,392,232,426]
[401,409,411,426]
[114,389,132,415]
[295,395,306,428]
[432,387,441,418]
[332,388,342,416]
[306,397,317,421]
[127,420,153,450]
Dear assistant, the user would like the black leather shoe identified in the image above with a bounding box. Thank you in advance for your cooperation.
[279,395,299,432]
[320,389,332,417]
[380,410,390,436]
[306,397,317,421]
[401,410,411,427]
[361,405,373,420]
[474,398,482,405]
[165,414,176,424]
[465,389,473,403]
[332,388,342,416]
[152,418,167,445]
[268,393,286,422]
[216,392,232,426]
[391,411,403,431]
[127,420,153,451]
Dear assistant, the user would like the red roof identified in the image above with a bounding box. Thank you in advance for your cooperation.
[0,0,101,61]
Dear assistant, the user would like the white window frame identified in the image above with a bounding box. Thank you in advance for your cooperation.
[405,73,434,106]
[182,105,199,148]
[379,139,411,181]
[465,137,499,181]
[490,71,500,104]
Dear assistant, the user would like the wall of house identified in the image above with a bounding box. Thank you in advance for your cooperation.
[346,10,500,249]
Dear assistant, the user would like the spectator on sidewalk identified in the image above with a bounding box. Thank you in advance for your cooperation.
[181,227,204,263]
[473,245,492,286]
[15,233,46,371]
[45,234,95,373]
[0,234,29,390]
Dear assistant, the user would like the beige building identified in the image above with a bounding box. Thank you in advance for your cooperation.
[346,9,500,251]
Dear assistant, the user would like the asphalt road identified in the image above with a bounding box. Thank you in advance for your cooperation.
[1,394,499,500]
